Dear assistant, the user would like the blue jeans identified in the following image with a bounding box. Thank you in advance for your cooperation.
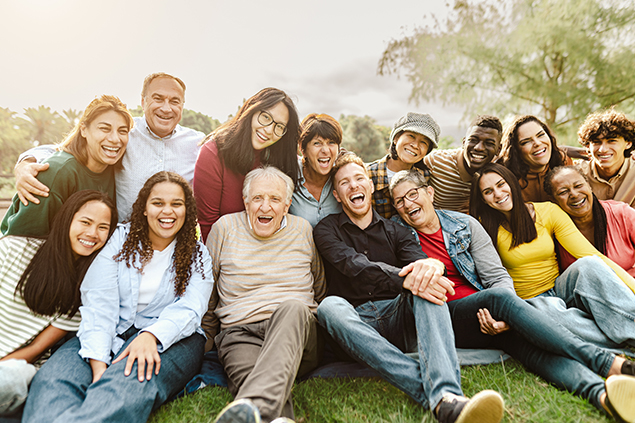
[317,293,462,411]
[551,256,635,347]
[22,331,205,423]
[449,287,610,410]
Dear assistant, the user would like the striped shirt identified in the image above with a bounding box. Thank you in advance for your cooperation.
[205,211,326,329]
[0,236,80,363]
[424,149,474,213]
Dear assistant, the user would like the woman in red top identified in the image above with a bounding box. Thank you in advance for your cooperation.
[193,88,300,242]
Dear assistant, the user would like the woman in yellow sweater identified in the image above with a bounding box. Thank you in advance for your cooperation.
[469,163,635,348]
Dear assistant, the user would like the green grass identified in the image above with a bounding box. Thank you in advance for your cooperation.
[148,359,613,423]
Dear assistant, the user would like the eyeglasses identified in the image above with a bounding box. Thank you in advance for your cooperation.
[257,111,287,138]
[393,187,422,209]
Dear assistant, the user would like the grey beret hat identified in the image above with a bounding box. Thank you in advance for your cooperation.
[389,112,441,149]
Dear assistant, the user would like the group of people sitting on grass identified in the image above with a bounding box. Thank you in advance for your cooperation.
[0,72,634,423]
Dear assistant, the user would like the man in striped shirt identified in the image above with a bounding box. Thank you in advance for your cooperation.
[424,116,502,213]
[205,166,326,423]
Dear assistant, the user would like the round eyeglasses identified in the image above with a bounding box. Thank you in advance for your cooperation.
[257,111,287,138]
[393,187,422,209]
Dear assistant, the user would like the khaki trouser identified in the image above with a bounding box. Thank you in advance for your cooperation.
[215,300,319,422]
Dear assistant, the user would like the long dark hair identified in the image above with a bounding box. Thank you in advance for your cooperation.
[113,171,205,296]
[544,165,607,254]
[207,87,300,186]
[469,163,537,249]
[16,190,117,317]
[500,115,566,188]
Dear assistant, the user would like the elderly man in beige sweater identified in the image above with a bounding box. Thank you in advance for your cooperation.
[203,165,326,423]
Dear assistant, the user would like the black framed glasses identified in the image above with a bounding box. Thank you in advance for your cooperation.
[257,111,287,138]
[393,187,422,209]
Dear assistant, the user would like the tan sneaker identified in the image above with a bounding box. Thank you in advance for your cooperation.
[605,375,635,423]
[214,399,261,423]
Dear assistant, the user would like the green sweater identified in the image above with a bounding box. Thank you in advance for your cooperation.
[1,151,115,237]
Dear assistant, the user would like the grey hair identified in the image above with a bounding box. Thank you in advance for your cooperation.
[388,168,429,198]
[243,165,294,204]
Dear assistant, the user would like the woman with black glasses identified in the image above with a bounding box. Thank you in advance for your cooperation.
[193,88,300,242]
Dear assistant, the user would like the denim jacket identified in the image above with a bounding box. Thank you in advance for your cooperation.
[393,209,514,292]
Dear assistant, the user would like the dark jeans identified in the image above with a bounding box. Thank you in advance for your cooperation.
[448,287,609,410]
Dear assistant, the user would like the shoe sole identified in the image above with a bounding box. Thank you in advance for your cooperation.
[606,375,635,423]
[455,390,504,423]
[214,399,261,423]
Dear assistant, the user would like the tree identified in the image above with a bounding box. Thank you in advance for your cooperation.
[379,0,635,132]
[0,108,31,182]
[339,115,390,162]
[179,109,222,134]
[19,106,70,145]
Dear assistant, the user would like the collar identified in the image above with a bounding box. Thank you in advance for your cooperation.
[336,208,382,230]
[246,212,288,236]
[141,116,177,140]
[591,157,630,183]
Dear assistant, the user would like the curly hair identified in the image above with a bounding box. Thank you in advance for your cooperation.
[114,171,205,296]
[500,115,566,187]
[577,108,635,158]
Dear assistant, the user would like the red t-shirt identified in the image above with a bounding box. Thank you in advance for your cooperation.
[417,228,478,302]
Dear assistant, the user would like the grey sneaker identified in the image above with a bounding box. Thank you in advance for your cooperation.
[605,375,635,423]
[435,390,504,423]
[214,399,261,423]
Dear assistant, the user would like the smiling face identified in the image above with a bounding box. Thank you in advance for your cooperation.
[80,110,130,173]
[333,162,374,222]
[142,77,185,138]
[588,135,632,178]
[68,200,113,259]
[394,131,431,165]
[392,181,437,232]
[517,121,552,172]
[479,172,513,215]
[549,168,593,219]
[302,136,339,177]
[463,126,501,173]
[144,182,186,251]
[251,101,289,151]
[244,176,290,238]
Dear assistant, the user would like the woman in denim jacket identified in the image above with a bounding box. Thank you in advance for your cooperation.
[389,168,635,422]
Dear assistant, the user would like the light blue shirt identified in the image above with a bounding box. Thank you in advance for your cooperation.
[77,224,214,364]
[117,117,204,221]
[20,116,205,222]
[289,161,342,228]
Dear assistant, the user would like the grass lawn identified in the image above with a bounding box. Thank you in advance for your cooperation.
[148,358,614,423]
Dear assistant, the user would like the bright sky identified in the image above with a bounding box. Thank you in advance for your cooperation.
[0,0,465,135]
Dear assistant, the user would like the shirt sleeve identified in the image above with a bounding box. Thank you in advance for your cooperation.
[313,218,405,289]
[77,228,126,364]
[193,142,224,242]
[466,215,515,292]
[308,230,327,303]
[201,220,225,351]
[549,202,635,294]
[17,144,56,164]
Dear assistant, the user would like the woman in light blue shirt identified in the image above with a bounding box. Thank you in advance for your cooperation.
[289,113,343,227]
[23,171,214,423]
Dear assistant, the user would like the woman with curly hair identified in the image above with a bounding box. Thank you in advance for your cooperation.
[23,171,213,423]
[193,87,300,242]
[499,115,571,203]
[0,190,116,416]
[1,95,133,237]
[577,108,635,207]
